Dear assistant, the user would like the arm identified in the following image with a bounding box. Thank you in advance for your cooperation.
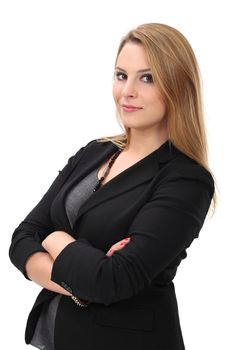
[25,251,71,295]
[41,231,76,260]
[40,231,130,298]
[41,231,130,261]
[9,140,95,279]
[50,163,214,306]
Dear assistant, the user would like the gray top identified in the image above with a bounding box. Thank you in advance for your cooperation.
[30,166,100,350]
[65,166,100,229]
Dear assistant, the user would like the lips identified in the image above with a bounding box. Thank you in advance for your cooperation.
[122,104,143,112]
[122,104,142,109]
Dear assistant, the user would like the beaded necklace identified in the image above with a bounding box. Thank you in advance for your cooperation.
[93,149,122,192]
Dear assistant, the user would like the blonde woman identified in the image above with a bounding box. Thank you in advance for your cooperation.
[9,23,216,350]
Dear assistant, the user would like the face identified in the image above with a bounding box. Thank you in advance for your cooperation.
[113,42,167,133]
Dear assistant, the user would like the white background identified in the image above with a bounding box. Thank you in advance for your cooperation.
[1,0,232,349]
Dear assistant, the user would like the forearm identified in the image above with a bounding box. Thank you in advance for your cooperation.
[42,231,76,260]
[42,231,130,259]
[25,251,71,295]
[40,231,130,301]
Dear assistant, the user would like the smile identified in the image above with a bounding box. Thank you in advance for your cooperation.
[122,106,143,112]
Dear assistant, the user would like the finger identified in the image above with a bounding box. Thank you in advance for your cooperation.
[107,237,131,255]
[106,249,114,257]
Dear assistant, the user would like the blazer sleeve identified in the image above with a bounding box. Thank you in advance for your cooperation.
[51,162,215,306]
[9,140,95,279]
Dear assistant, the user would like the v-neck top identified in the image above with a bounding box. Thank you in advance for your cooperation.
[65,166,101,229]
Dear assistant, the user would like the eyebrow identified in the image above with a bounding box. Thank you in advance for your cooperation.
[115,66,151,73]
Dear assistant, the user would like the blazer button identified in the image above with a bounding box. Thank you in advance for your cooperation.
[66,286,73,294]
[47,291,55,295]
[61,281,73,294]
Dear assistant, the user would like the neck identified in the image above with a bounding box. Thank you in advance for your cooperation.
[123,128,169,158]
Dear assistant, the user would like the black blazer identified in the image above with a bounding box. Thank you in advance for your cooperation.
[9,138,214,350]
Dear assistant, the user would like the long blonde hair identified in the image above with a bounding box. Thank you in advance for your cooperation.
[97,23,217,215]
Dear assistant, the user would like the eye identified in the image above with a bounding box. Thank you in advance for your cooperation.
[115,72,127,81]
[141,74,153,83]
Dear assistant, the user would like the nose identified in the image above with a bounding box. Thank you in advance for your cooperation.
[121,78,138,98]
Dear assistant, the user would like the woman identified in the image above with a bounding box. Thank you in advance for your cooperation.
[9,23,216,350]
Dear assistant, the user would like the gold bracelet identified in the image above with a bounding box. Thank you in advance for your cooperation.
[71,295,90,307]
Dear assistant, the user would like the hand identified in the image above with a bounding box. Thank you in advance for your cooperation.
[106,237,131,257]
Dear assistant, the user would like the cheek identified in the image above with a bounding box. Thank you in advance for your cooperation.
[112,83,121,103]
[149,92,166,115]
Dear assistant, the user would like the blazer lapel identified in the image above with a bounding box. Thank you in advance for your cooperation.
[68,139,181,232]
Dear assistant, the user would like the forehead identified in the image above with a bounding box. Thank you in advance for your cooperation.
[116,42,150,71]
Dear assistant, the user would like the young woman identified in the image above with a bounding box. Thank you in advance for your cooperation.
[9,23,216,350]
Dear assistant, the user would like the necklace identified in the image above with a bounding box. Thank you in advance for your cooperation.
[93,149,122,192]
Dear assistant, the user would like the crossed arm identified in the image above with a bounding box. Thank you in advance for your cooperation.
[25,231,130,296]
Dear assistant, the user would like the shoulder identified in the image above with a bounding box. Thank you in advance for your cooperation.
[158,151,215,196]
[71,138,113,164]
[79,138,112,152]
[72,138,103,157]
